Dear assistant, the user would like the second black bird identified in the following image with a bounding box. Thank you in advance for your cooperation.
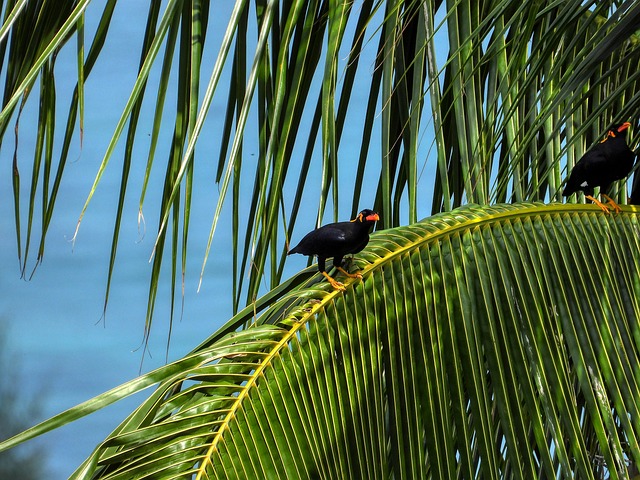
[288,209,380,291]
[563,121,635,212]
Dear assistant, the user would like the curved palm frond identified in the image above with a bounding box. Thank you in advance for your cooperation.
[3,202,636,478]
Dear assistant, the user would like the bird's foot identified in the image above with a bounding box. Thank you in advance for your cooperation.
[336,266,363,280]
[585,195,612,214]
[602,194,623,213]
[322,271,346,291]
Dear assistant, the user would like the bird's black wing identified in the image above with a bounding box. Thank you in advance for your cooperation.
[289,222,364,257]
[303,224,354,255]
[563,150,608,196]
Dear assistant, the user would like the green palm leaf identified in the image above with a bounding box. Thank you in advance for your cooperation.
[4,202,638,478]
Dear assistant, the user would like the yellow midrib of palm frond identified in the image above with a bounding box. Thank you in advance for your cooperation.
[197,200,640,476]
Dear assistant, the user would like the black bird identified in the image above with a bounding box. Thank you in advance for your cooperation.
[288,209,380,291]
[563,121,635,212]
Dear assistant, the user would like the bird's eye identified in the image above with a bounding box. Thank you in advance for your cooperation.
[600,130,616,143]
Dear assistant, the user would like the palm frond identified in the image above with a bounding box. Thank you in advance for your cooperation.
[3,202,639,478]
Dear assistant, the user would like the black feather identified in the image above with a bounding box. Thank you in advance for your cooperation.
[288,209,379,274]
[563,122,636,199]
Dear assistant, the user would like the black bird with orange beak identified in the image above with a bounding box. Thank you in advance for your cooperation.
[288,209,380,291]
[563,121,635,212]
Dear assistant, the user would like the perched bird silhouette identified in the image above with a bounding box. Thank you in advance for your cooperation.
[563,121,635,212]
[288,209,380,291]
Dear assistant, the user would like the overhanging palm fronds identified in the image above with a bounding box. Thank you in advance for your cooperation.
[4,202,639,479]
[3,1,640,337]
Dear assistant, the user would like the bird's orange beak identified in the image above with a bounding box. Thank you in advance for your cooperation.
[618,122,631,132]
[366,213,380,222]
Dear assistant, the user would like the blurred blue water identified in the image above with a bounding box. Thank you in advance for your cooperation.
[0,2,436,478]
[0,2,238,477]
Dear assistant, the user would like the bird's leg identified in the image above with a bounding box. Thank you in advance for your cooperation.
[317,257,346,291]
[336,266,363,279]
[602,194,622,213]
[321,271,346,291]
[317,257,326,274]
[585,195,611,214]
[334,256,362,280]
